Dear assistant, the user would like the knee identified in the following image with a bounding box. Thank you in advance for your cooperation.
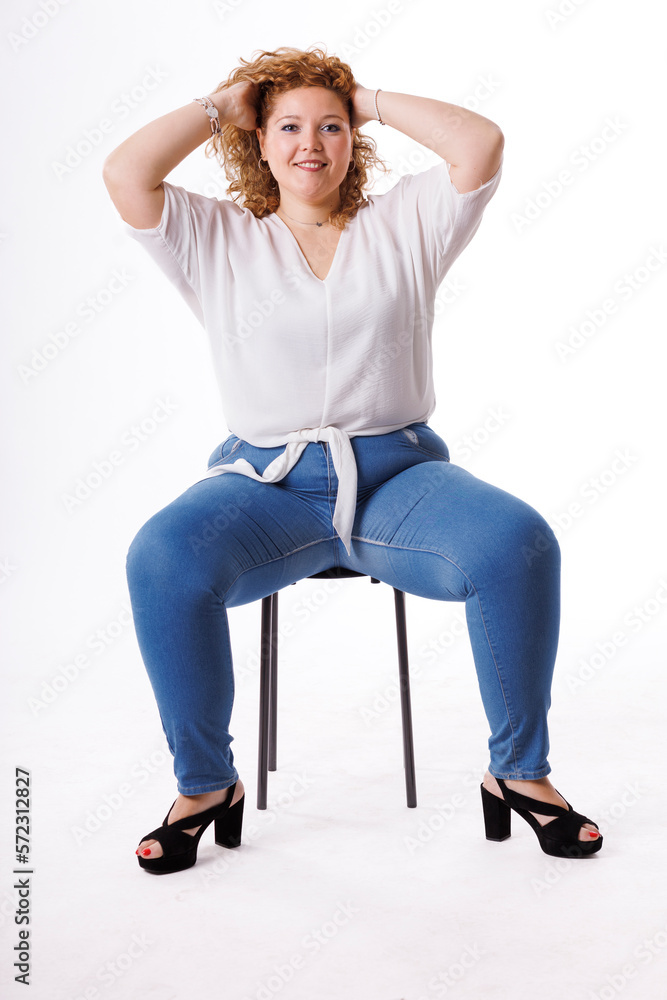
[126,500,242,598]
[126,511,169,593]
[512,506,560,574]
[126,508,195,595]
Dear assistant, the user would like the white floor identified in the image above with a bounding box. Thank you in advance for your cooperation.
[3,583,665,1000]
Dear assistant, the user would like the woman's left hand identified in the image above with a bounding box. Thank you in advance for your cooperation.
[350,84,378,128]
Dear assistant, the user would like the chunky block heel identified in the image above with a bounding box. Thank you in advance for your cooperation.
[215,794,244,848]
[137,781,245,874]
[480,783,511,841]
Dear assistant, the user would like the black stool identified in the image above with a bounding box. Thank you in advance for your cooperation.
[257,567,417,809]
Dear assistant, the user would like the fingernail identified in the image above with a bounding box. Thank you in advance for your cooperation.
[589,830,599,838]
[141,848,151,856]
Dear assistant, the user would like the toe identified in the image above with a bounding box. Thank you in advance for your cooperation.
[580,822,600,842]
[136,838,163,859]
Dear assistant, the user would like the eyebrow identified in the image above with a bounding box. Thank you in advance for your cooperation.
[275,114,346,122]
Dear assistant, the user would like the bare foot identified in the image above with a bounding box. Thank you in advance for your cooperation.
[136,778,245,860]
[482,772,599,842]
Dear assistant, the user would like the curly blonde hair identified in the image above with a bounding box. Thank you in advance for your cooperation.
[204,45,388,230]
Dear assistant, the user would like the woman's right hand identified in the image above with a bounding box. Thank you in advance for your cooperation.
[103,78,262,230]
[216,80,261,131]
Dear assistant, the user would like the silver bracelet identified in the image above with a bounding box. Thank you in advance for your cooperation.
[192,96,221,136]
[374,88,385,125]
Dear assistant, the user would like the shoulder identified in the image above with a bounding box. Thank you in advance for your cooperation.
[364,155,502,209]
[161,180,248,224]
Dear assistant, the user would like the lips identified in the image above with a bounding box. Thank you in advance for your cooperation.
[295,161,327,171]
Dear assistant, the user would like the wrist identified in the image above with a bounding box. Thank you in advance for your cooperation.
[206,89,234,127]
[352,85,382,127]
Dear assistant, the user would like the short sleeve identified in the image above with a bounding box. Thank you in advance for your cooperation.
[123,181,225,327]
[377,153,503,287]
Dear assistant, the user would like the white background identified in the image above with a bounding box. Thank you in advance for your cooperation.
[2,1,666,998]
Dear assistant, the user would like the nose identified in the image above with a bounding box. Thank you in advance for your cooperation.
[299,128,323,151]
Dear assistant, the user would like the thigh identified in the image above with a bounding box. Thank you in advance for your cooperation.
[127,463,339,609]
[345,459,557,600]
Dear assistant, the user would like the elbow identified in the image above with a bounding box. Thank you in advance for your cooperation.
[479,126,504,183]
[487,124,504,156]
[102,154,118,194]
[102,149,126,183]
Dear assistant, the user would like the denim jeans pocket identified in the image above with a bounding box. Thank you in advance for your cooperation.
[400,422,450,462]
[207,434,243,469]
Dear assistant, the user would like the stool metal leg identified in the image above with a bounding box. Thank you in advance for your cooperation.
[268,592,278,772]
[257,593,276,810]
[393,588,417,807]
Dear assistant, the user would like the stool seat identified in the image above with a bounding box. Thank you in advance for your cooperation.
[257,568,417,809]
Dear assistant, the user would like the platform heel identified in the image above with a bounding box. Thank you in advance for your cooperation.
[137,780,245,874]
[480,778,603,858]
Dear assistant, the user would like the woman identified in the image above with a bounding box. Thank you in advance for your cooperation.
[103,46,602,874]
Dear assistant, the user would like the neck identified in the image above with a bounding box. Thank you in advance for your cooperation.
[276,190,340,226]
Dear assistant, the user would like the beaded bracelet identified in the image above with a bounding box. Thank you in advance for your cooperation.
[374,88,385,125]
[192,96,222,136]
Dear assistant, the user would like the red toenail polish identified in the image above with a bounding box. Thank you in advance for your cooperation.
[141,848,151,856]
[589,831,599,837]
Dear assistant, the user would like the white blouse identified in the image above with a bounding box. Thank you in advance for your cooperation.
[126,155,502,552]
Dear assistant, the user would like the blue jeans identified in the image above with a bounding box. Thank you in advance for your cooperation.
[126,422,560,794]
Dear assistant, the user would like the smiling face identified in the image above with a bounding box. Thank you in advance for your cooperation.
[256,86,355,211]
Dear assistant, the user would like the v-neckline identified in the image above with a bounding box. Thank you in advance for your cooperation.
[270,213,345,284]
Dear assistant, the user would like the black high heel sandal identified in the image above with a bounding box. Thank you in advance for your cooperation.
[137,781,245,874]
[480,778,603,858]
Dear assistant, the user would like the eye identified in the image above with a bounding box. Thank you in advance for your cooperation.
[322,124,341,132]
[281,124,298,131]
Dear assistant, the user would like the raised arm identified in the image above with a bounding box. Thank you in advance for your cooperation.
[351,86,504,194]
[102,82,259,230]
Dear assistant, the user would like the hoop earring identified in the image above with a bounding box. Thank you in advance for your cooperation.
[258,157,271,173]
[347,160,355,173]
